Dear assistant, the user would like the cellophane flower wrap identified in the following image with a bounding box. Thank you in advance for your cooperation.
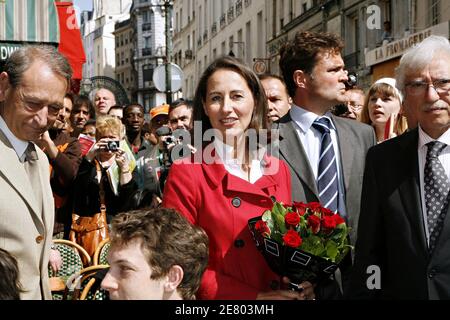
[248,201,351,283]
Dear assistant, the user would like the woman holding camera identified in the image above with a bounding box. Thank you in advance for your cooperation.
[162,57,314,300]
[72,115,138,223]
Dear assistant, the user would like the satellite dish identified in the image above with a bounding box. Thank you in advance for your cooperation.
[153,63,183,93]
[80,76,130,106]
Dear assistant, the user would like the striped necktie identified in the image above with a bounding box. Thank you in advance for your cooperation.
[312,117,339,213]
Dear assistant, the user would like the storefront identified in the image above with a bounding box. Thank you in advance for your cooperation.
[365,21,450,82]
[0,0,85,93]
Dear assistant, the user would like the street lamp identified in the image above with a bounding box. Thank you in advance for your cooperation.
[153,0,174,105]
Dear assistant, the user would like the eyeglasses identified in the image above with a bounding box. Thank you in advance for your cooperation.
[405,79,450,96]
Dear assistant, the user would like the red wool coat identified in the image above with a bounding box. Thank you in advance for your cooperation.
[162,154,292,299]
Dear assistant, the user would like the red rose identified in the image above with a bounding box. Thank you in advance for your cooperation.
[307,215,321,234]
[308,202,322,212]
[333,214,346,226]
[255,220,270,236]
[320,207,335,217]
[292,202,308,216]
[321,215,337,233]
[285,212,300,227]
[283,230,302,248]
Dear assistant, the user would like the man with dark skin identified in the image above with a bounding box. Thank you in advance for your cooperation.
[123,104,147,155]
[123,104,160,206]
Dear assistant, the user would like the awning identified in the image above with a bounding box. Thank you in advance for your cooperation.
[0,0,59,44]
[56,1,86,80]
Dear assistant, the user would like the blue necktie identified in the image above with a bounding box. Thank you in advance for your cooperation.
[313,117,339,213]
[424,141,450,252]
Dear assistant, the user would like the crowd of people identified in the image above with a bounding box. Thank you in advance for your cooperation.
[1,29,450,300]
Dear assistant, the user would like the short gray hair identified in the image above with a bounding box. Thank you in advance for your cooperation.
[4,45,72,89]
[396,35,450,94]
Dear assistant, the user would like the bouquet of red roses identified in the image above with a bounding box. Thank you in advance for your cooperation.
[248,201,351,284]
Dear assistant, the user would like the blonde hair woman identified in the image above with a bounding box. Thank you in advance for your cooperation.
[361,78,408,142]
[72,116,138,224]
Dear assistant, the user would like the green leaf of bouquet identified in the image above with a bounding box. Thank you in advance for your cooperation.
[325,241,339,262]
[301,235,324,256]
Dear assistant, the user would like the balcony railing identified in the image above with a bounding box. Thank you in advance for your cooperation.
[185,49,193,60]
[211,22,217,37]
[142,48,152,56]
[220,13,226,29]
[227,7,235,23]
[236,0,243,16]
[142,23,152,32]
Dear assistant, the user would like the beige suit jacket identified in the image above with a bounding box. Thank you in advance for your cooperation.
[0,131,54,300]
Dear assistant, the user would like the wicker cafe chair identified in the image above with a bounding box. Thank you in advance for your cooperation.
[93,238,111,265]
[68,265,109,300]
[48,239,91,300]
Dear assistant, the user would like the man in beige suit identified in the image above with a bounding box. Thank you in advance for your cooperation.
[0,46,72,299]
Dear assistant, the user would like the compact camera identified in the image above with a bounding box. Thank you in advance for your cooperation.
[106,140,120,152]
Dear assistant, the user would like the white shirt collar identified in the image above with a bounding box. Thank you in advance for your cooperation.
[418,125,450,151]
[290,104,336,133]
[0,115,29,161]
[213,138,264,184]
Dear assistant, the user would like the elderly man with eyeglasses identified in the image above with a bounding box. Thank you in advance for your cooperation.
[349,35,450,300]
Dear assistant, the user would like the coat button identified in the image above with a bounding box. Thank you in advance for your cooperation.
[270,280,279,290]
[270,196,276,203]
[35,235,44,244]
[429,268,437,279]
[234,239,245,248]
[232,197,241,208]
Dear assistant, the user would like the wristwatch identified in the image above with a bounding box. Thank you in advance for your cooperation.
[50,244,57,250]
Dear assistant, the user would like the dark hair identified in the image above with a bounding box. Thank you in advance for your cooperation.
[72,95,96,119]
[0,248,23,299]
[110,208,209,300]
[279,31,344,97]
[258,73,290,96]
[64,92,76,105]
[4,45,72,89]
[169,98,194,114]
[108,105,124,113]
[123,103,144,115]
[193,56,268,135]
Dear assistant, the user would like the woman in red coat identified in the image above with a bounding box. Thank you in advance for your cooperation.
[163,57,314,300]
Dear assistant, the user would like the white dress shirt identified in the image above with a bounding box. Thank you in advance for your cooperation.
[290,105,347,217]
[418,126,450,245]
[0,115,29,162]
[213,138,264,184]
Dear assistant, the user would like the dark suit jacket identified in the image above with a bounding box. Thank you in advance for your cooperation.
[349,128,450,299]
[272,113,376,245]
[272,112,376,298]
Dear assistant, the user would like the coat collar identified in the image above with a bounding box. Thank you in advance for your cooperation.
[332,115,354,190]
[277,112,319,196]
[0,130,44,228]
[397,128,429,257]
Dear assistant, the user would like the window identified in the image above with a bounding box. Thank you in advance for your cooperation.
[144,36,151,48]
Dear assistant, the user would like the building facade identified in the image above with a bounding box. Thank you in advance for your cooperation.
[173,0,267,99]
[113,18,135,100]
[131,0,167,113]
[80,0,132,80]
